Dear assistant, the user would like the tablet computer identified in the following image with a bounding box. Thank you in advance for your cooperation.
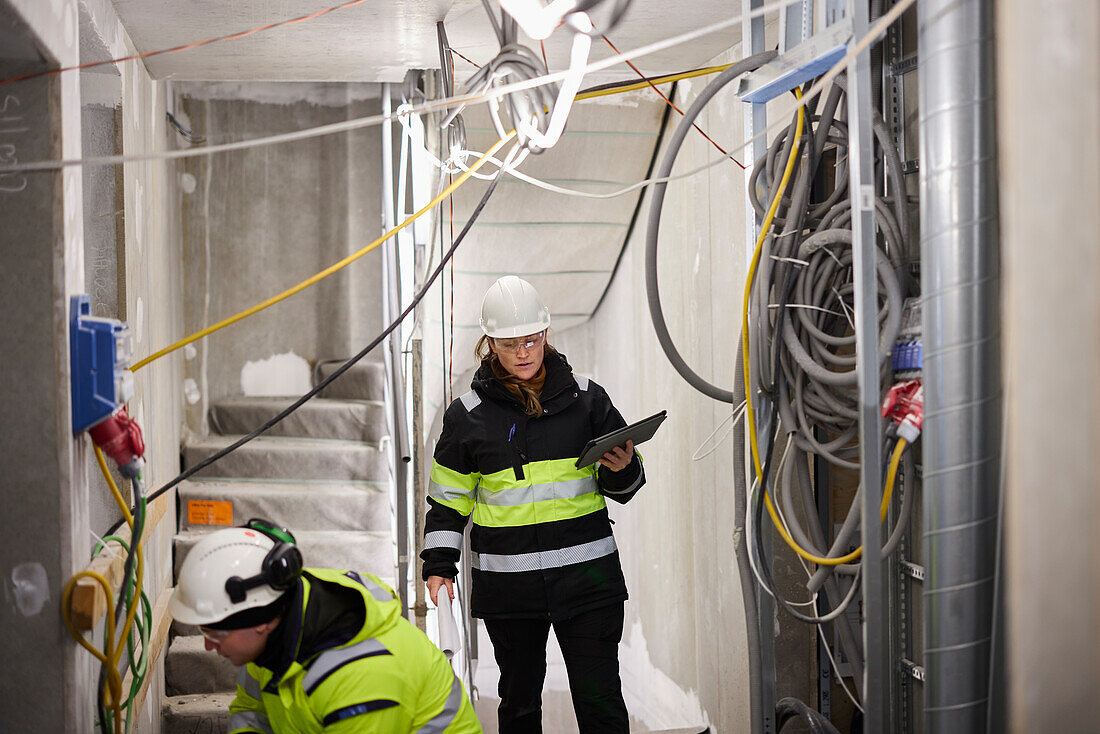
[575,410,667,469]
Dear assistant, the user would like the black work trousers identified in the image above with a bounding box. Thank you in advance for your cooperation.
[484,602,628,734]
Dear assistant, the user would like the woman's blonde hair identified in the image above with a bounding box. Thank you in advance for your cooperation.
[475,333,555,417]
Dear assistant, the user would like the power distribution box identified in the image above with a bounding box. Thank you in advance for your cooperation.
[70,295,134,433]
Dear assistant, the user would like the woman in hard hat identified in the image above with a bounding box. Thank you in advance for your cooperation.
[169,520,482,733]
[422,275,644,734]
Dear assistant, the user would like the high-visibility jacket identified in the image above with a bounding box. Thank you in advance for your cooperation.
[421,351,645,621]
[229,568,481,734]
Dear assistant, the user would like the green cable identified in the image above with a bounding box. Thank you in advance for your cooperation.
[93,488,152,734]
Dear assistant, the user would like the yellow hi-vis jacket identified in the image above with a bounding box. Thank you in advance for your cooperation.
[229,568,481,734]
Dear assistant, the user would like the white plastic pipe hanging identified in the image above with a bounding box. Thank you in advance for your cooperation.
[436,587,461,661]
[517,11,592,152]
[498,0,579,40]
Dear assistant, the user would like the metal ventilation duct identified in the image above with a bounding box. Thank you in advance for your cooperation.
[917,0,1002,731]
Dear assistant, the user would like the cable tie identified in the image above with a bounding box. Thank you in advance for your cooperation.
[769,255,809,266]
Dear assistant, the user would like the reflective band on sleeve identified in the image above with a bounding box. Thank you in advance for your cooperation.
[601,466,644,495]
[303,638,392,694]
[574,374,590,391]
[476,476,598,507]
[459,390,481,411]
[321,699,400,726]
[428,463,479,516]
[414,675,465,734]
[472,536,617,573]
[237,667,262,701]
[228,710,273,734]
[343,570,397,602]
[424,530,464,550]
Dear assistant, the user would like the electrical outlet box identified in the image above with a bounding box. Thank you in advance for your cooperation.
[70,295,134,433]
[892,297,922,377]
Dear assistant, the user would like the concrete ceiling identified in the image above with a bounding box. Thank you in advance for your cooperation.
[108,0,743,84]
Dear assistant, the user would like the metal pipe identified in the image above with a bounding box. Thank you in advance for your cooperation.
[917,0,1002,730]
[381,84,412,618]
[846,0,888,727]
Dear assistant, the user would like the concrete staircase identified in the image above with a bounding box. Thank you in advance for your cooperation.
[162,361,395,733]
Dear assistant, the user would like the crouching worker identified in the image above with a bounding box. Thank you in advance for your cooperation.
[168,519,482,733]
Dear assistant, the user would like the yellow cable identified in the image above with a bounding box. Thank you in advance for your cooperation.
[741,90,864,566]
[575,64,731,101]
[740,92,909,566]
[62,571,123,733]
[131,131,517,372]
[93,447,145,698]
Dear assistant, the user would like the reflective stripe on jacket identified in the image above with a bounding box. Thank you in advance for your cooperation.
[228,569,481,734]
[421,351,645,621]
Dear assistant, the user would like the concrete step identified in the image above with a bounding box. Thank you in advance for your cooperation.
[317,360,386,401]
[210,396,388,442]
[179,478,391,532]
[165,635,238,695]
[174,529,395,579]
[182,434,387,482]
[162,693,231,734]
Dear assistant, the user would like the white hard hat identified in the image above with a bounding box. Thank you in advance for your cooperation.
[480,276,551,338]
[168,526,297,626]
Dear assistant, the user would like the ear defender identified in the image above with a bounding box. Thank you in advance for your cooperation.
[225,518,304,603]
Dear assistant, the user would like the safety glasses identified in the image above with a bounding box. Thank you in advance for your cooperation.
[199,626,231,642]
[493,331,545,353]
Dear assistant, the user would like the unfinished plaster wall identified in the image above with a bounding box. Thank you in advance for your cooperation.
[1000,1,1100,731]
[0,0,182,731]
[555,43,816,732]
[177,85,383,432]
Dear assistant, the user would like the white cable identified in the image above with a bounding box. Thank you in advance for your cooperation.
[0,0,799,174]
[455,145,750,199]
[772,429,867,713]
[692,401,746,461]
[816,617,865,714]
[0,0,915,175]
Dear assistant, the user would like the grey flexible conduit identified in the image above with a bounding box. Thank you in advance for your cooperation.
[644,56,919,730]
[644,50,777,404]
[731,339,764,734]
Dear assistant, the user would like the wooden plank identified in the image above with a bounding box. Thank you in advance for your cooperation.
[71,540,127,630]
[69,490,172,631]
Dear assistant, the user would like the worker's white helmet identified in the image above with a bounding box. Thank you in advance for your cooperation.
[480,276,551,338]
[168,524,301,627]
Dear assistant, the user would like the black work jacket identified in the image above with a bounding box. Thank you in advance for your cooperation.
[421,351,644,621]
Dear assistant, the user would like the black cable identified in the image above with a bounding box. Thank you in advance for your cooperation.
[107,166,507,537]
[590,81,677,318]
[776,697,841,734]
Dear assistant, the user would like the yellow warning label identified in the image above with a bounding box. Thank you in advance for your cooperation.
[188,500,233,526]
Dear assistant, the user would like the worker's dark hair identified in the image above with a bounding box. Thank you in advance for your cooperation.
[474,335,555,417]
[205,589,291,630]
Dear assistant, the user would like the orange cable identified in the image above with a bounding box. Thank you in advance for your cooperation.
[0,0,372,86]
[601,34,745,170]
[449,49,481,69]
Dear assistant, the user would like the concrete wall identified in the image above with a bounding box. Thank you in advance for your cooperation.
[0,0,182,731]
[176,85,383,432]
[554,44,816,733]
[999,1,1100,732]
